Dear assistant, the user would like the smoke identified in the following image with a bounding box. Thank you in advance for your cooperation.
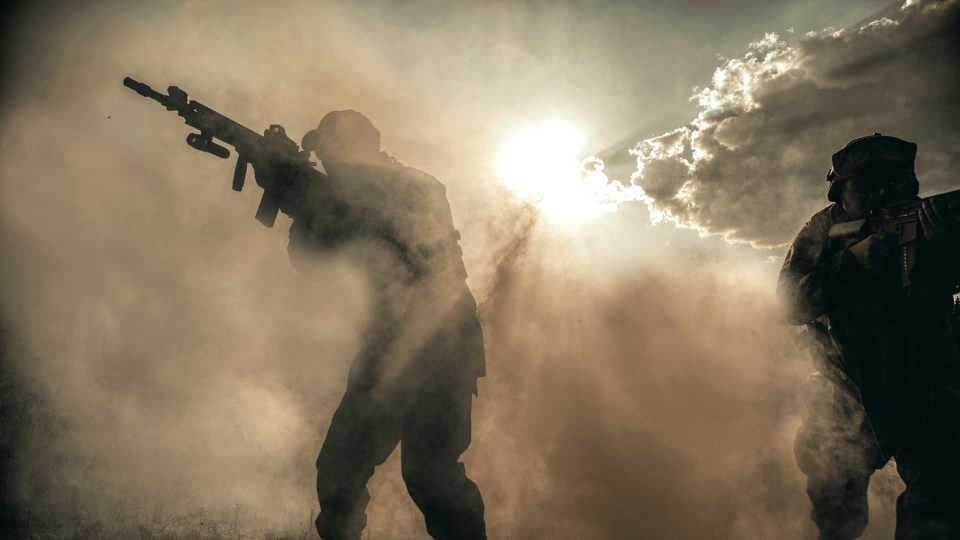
[579,0,960,247]
[473,225,809,538]
[0,1,920,538]
[467,220,909,539]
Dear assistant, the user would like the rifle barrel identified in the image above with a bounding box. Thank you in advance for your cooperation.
[123,77,167,105]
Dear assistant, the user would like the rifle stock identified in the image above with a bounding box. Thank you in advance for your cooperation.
[123,77,320,227]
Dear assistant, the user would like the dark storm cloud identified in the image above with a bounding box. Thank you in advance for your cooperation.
[629,0,960,247]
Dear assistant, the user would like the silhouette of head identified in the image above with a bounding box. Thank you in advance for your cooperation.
[826,133,918,204]
[302,110,381,165]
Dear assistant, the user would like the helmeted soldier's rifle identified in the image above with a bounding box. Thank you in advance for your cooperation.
[829,187,960,294]
[123,76,319,227]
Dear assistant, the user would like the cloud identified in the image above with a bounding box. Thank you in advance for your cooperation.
[625,0,960,247]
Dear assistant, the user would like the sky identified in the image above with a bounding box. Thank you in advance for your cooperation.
[1,0,957,538]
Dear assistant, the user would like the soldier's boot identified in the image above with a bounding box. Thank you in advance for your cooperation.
[315,511,366,540]
[315,494,369,540]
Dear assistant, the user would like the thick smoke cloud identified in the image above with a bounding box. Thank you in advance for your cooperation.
[472,226,906,539]
[628,0,960,246]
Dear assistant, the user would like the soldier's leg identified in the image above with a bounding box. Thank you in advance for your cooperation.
[400,378,485,540]
[891,430,960,540]
[794,375,887,540]
[315,344,402,540]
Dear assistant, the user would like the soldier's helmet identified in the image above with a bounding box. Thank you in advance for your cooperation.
[826,133,918,202]
[301,110,381,161]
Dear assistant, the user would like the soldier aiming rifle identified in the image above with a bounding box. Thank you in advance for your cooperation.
[778,133,960,540]
[125,78,488,540]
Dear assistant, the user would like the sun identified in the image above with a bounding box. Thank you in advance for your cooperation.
[502,123,601,220]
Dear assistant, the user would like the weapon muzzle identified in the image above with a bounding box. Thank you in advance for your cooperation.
[123,77,167,103]
[123,77,149,94]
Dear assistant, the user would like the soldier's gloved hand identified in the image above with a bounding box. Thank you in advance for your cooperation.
[919,197,960,243]
[247,150,284,190]
[243,150,307,221]
[848,231,897,271]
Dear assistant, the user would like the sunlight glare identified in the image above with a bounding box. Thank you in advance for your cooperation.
[503,123,600,220]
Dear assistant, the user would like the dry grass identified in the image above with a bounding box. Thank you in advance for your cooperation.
[8,504,318,540]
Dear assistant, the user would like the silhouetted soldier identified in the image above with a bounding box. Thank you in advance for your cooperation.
[778,134,960,540]
[255,110,486,540]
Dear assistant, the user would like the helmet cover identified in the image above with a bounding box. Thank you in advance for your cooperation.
[826,133,917,202]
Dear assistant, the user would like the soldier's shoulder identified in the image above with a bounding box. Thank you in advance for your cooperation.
[811,203,836,218]
[390,165,448,209]
[793,204,841,243]
[806,204,842,227]
[394,164,446,194]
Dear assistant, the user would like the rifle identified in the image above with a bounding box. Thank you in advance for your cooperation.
[829,187,960,293]
[123,77,320,227]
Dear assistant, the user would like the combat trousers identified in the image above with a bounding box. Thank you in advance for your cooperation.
[314,337,486,540]
[795,374,960,540]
